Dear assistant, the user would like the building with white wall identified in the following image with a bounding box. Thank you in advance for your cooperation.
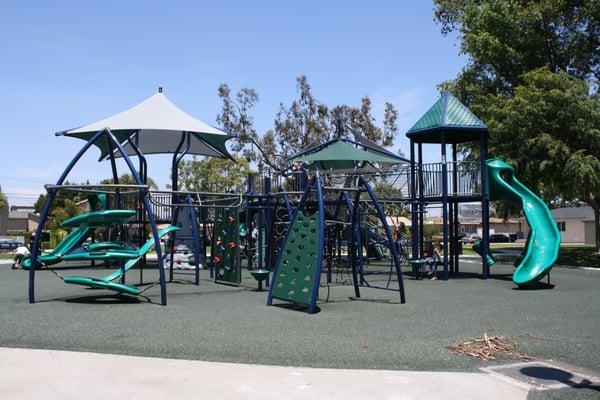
[551,207,596,244]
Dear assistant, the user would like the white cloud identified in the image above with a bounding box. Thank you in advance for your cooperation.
[16,165,59,181]
[3,186,44,206]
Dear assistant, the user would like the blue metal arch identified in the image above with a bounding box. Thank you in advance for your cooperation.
[29,128,168,305]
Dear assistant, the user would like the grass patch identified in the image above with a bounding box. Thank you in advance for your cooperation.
[556,245,599,268]
[0,253,14,260]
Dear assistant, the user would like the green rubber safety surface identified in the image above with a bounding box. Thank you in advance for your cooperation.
[213,207,241,285]
[271,211,320,306]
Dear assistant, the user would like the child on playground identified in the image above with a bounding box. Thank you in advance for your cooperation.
[426,241,443,280]
[12,244,30,269]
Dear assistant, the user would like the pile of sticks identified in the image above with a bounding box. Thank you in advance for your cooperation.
[448,333,533,361]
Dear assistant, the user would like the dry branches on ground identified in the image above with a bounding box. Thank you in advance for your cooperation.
[448,333,533,361]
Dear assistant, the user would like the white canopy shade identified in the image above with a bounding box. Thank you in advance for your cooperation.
[59,90,233,160]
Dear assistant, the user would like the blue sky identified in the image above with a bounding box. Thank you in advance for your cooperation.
[0,1,465,206]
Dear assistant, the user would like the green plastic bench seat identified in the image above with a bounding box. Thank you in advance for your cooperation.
[62,250,141,261]
[61,210,136,228]
[250,269,270,291]
[63,276,141,296]
[408,259,428,280]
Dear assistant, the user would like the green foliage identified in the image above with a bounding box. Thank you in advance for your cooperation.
[217,84,260,161]
[0,185,5,210]
[218,75,401,166]
[373,182,408,218]
[275,76,331,159]
[35,181,85,231]
[435,0,600,95]
[100,173,158,189]
[434,0,600,249]
[483,69,600,201]
[422,224,440,240]
[47,197,81,231]
[178,155,252,193]
[33,194,46,214]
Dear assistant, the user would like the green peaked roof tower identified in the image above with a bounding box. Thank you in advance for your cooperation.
[406,91,487,144]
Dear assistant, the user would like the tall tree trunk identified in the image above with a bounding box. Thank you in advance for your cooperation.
[590,197,600,253]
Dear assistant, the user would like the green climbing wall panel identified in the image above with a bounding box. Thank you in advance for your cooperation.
[271,211,321,306]
[213,207,241,285]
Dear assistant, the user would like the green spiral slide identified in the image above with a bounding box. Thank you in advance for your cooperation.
[486,159,560,286]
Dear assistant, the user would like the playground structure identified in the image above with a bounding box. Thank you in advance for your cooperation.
[25,89,560,310]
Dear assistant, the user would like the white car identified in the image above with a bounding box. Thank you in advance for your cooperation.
[462,234,481,244]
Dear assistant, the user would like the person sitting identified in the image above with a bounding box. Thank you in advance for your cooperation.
[426,241,443,280]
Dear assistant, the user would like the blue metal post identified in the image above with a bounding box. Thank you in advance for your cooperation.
[441,132,449,281]
[409,140,418,260]
[361,178,406,304]
[418,142,424,258]
[187,195,201,285]
[349,188,362,298]
[480,131,490,279]
[105,129,167,305]
[29,128,108,304]
[307,174,325,314]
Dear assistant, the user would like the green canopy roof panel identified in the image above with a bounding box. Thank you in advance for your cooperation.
[291,139,408,170]
[406,91,487,144]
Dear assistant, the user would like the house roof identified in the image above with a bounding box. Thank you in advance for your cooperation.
[9,211,39,222]
[406,91,487,144]
[551,206,594,220]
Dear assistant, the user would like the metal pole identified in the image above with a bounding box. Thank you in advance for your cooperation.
[480,131,490,279]
[29,128,108,304]
[308,174,325,314]
[418,142,424,258]
[409,140,418,260]
[105,129,167,305]
[361,178,406,303]
[441,133,449,281]
[452,144,459,274]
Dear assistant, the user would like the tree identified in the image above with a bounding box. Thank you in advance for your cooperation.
[483,69,600,249]
[435,0,600,96]
[0,185,6,211]
[274,75,331,159]
[216,76,402,168]
[33,194,46,214]
[373,182,408,219]
[434,0,600,250]
[177,155,252,193]
[216,84,260,161]
[330,97,398,148]
[100,174,158,189]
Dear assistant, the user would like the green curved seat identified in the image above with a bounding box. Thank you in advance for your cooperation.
[61,210,136,228]
[62,249,140,261]
[84,242,135,252]
[21,226,93,269]
[250,269,270,291]
[63,226,180,295]
[63,276,140,295]
[250,269,270,280]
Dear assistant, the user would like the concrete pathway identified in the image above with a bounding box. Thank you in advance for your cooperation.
[0,348,528,400]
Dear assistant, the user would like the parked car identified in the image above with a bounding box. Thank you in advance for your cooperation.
[0,239,20,250]
[489,233,510,243]
[461,234,481,244]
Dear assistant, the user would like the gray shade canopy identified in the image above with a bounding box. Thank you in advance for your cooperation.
[58,90,233,160]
